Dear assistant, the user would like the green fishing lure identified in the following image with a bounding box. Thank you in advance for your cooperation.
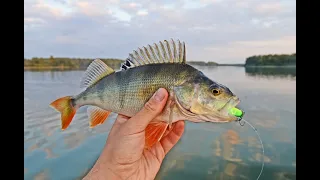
[229,107,244,118]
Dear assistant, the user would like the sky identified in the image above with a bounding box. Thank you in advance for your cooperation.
[24,0,296,63]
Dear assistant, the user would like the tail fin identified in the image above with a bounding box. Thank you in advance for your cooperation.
[50,96,77,130]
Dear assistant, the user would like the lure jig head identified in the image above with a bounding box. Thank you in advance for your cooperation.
[229,107,245,126]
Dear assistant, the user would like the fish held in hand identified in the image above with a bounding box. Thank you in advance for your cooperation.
[49,39,241,148]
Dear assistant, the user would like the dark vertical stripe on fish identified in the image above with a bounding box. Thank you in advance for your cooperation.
[115,72,124,109]
[119,70,130,109]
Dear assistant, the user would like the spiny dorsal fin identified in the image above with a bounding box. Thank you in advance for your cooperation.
[120,39,186,71]
[80,59,115,89]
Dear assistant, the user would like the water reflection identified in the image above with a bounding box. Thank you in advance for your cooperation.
[33,169,49,180]
[245,67,296,80]
[156,126,296,180]
[24,66,296,180]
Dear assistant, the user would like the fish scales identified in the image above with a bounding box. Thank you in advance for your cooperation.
[74,63,197,117]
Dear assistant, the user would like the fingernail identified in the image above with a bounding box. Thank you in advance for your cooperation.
[154,88,165,102]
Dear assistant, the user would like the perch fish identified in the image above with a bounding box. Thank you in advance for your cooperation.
[50,39,241,148]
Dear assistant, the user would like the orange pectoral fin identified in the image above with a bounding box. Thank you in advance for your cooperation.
[87,106,111,128]
[145,122,169,149]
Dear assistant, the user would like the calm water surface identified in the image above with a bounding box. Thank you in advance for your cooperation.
[24,66,296,180]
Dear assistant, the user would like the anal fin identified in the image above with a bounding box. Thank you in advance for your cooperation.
[87,106,111,128]
[145,122,168,149]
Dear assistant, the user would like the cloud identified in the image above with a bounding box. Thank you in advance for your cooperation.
[137,10,148,16]
[254,2,282,14]
[24,0,296,63]
[203,36,296,61]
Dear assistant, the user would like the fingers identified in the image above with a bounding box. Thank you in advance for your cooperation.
[110,114,130,133]
[160,120,185,154]
[123,88,169,133]
[115,114,130,124]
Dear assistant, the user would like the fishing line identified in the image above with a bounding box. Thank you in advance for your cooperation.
[237,118,265,180]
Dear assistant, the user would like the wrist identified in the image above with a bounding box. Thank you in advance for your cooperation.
[83,161,123,180]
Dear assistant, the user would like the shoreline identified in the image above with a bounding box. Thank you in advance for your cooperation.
[24,66,76,69]
[24,65,296,71]
[245,65,296,68]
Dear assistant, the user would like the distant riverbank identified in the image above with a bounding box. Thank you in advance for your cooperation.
[24,53,296,71]
[245,65,296,68]
[24,66,79,70]
[24,57,123,70]
[245,53,296,67]
[24,57,245,70]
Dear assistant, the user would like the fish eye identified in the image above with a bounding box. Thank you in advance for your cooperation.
[211,89,221,96]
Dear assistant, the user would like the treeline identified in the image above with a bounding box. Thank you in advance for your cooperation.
[188,61,218,66]
[245,53,296,66]
[24,56,124,70]
[24,57,222,69]
[217,64,244,66]
[188,61,245,66]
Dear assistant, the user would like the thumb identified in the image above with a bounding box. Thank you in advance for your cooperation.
[123,88,169,133]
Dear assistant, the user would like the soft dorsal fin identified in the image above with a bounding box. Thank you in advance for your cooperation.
[80,59,115,89]
[120,39,186,71]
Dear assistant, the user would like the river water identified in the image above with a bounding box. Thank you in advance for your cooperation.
[24,66,296,180]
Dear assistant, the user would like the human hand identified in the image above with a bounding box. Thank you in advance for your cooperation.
[83,88,185,180]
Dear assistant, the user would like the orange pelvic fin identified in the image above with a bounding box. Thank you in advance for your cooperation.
[87,106,111,128]
[50,96,77,130]
[145,122,169,149]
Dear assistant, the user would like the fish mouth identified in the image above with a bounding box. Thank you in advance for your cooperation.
[220,96,241,115]
[203,96,241,122]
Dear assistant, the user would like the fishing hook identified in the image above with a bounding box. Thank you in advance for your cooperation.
[236,110,245,126]
[238,119,245,126]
